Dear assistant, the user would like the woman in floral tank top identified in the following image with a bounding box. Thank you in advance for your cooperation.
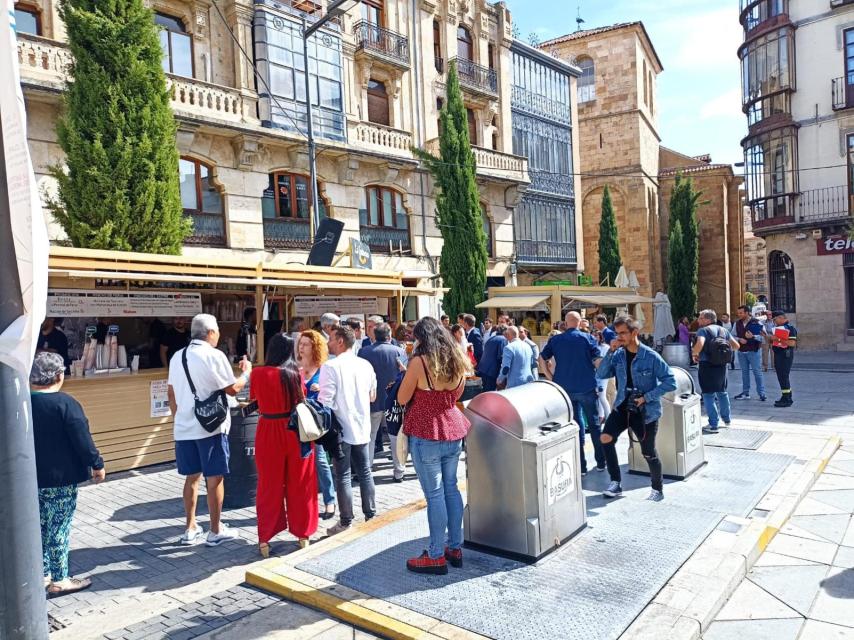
[397,316,472,574]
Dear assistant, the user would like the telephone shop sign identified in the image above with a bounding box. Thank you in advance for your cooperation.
[817,235,854,256]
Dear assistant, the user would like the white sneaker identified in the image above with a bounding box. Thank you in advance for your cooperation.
[205,523,239,547]
[179,526,205,545]
[603,481,622,498]
[647,489,664,502]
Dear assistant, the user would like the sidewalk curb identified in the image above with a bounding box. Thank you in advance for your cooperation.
[620,434,841,640]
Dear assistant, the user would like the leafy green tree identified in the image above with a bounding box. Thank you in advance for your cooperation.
[597,185,621,286]
[413,61,487,317]
[745,291,757,308]
[667,218,689,321]
[47,0,190,253]
[668,174,703,318]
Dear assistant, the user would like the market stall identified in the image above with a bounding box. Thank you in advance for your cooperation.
[46,247,432,472]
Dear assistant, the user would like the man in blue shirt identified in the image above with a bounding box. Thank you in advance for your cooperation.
[497,326,534,389]
[733,305,766,401]
[539,311,605,474]
[594,314,617,345]
[477,325,507,392]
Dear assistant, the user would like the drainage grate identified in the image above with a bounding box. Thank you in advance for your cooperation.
[704,428,771,450]
[48,614,66,633]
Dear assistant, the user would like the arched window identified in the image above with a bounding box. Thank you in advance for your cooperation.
[179,157,225,246]
[367,79,390,126]
[14,3,40,35]
[769,250,796,313]
[577,57,595,103]
[360,186,410,252]
[481,204,493,258]
[155,12,193,78]
[457,26,473,62]
[262,172,329,249]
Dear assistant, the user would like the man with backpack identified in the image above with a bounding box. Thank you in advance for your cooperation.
[692,309,741,435]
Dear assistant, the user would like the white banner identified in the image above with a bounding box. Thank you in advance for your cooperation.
[0,2,50,378]
[46,289,203,318]
[294,296,378,316]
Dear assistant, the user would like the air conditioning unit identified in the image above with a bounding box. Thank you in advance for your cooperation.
[811,229,822,239]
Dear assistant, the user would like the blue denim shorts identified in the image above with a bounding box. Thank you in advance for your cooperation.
[175,433,230,477]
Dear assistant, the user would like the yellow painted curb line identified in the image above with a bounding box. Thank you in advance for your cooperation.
[247,566,441,640]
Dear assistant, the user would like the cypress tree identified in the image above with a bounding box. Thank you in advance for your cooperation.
[47,0,190,253]
[667,218,688,321]
[597,185,621,286]
[413,61,487,317]
[668,174,703,318]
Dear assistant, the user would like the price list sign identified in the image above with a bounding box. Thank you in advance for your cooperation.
[47,290,203,317]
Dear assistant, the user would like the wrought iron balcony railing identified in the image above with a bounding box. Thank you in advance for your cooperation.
[832,76,854,111]
[354,21,410,67]
[185,212,227,247]
[454,58,497,95]
[263,217,312,250]
[359,226,411,253]
[798,186,852,224]
[515,240,577,266]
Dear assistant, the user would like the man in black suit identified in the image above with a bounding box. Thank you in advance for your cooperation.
[477,324,507,392]
[462,314,483,365]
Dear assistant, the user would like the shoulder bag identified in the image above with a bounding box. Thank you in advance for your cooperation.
[181,348,229,433]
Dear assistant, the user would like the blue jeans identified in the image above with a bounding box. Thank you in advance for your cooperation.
[737,350,765,397]
[409,436,464,559]
[569,390,604,471]
[314,442,336,507]
[703,392,732,427]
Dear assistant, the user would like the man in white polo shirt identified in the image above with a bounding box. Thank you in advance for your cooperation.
[168,314,251,547]
[318,325,377,534]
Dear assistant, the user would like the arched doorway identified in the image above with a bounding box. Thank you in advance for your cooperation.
[769,250,796,313]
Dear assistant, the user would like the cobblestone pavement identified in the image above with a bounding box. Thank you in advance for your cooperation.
[704,443,854,640]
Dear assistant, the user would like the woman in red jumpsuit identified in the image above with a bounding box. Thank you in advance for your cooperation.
[250,334,318,557]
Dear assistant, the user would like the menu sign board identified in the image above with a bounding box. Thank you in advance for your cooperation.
[47,290,203,317]
[293,296,379,316]
[817,235,854,256]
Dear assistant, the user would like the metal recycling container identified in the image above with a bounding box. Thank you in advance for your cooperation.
[463,380,586,561]
[628,366,704,480]
[662,342,691,369]
[224,408,258,509]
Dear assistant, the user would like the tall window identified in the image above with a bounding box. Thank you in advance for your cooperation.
[648,70,654,113]
[491,115,499,150]
[14,3,40,35]
[367,79,390,126]
[436,97,444,136]
[577,57,595,103]
[360,0,383,25]
[433,20,443,72]
[848,135,854,200]
[481,204,493,258]
[156,13,193,78]
[262,173,327,220]
[363,186,408,229]
[769,251,795,313]
[179,158,224,245]
[642,60,648,106]
[466,108,477,145]
[488,43,496,70]
[457,26,473,62]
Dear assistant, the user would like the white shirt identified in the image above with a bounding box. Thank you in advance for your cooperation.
[168,340,237,441]
[317,350,377,445]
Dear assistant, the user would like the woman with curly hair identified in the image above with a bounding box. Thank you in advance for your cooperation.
[397,316,472,575]
[297,330,337,521]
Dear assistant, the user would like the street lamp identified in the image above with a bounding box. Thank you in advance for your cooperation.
[301,0,354,240]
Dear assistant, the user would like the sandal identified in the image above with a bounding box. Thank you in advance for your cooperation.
[259,542,271,559]
[299,538,310,549]
[47,577,92,599]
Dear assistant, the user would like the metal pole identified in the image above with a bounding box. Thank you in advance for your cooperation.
[0,108,50,639]
[301,15,321,240]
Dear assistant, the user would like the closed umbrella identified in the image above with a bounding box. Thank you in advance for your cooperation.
[614,266,629,288]
[653,292,676,345]
[628,270,640,289]
[635,303,646,330]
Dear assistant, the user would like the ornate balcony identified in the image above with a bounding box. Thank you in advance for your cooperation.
[359,225,411,253]
[353,21,410,70]
[424,139,529,183]
[454,58,497,96]
[184,212,227,247]
[516,239,577,266]
[798,186,852,225]
[263,218,311,250]
[832,77,854,111]
[16,34,258,126]
[349,121,413,158]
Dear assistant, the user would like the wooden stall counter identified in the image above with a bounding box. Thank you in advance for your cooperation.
[62,370,175,473]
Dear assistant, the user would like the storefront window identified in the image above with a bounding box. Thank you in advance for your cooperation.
[743,126,797,223]
[740,27,793,126]
[155,12,193,78]
[769,251,795,313]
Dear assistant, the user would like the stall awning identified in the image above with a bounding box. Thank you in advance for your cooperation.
[564,293,656,306]
[476,294,550,310]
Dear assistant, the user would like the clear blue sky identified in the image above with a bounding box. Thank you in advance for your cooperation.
[505,0,745,167]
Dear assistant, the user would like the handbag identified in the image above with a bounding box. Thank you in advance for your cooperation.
[295,400,327,443]
[181,348,228,433]
[384,372,407,436]
[395,430,409,463]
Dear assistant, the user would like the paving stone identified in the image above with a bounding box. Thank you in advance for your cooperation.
[810,566,854,628]
[766,533,839,565]
[797,619,854,639]
[813,474,854,491]
[703,619,804,640]
[786,514,852,545]
[717,580,802,621]
[747,565,830,616]
[831,545,854,569]
[753,551,821,568]
[808,490,854,513]
[793,497,849,516]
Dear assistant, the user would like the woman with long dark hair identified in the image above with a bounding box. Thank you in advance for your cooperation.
[398,316,472,575]
[250,334,317,557]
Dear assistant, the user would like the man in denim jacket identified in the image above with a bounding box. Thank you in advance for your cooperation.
[596,315,676,502]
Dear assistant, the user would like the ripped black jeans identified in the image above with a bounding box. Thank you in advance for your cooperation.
[601,402,663,492]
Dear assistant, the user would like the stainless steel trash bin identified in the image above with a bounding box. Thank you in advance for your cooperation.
[628,366,704,480]
[463,380,586,561]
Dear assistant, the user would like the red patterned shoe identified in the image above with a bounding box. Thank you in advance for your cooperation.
[406,551,448,575]
[444,547,463,568]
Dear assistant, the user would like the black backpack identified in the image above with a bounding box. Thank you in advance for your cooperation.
[705,326,733,367]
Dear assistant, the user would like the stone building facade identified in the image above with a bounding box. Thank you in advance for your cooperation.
[743,207,768,300]
[541,22,744,320]
[14,0,575,316]
[738,0,854,350]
